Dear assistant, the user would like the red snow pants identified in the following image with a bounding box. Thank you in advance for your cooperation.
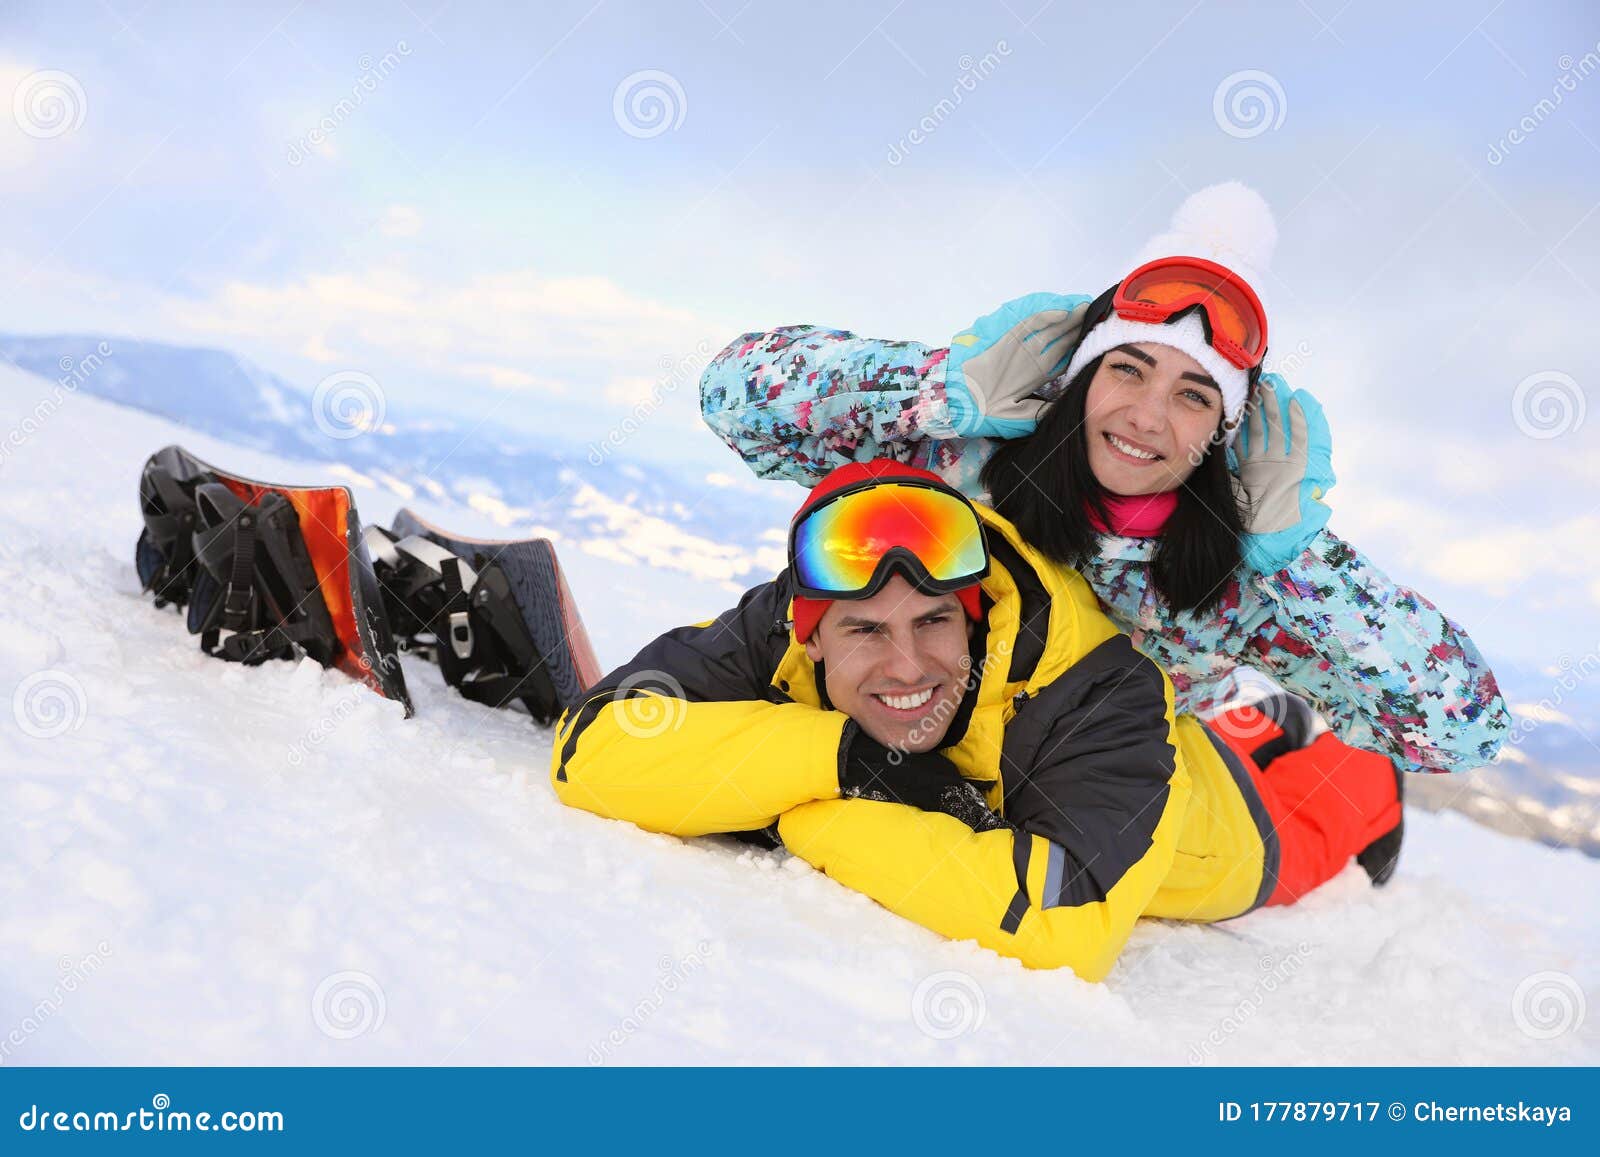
[1209,702,1404,907]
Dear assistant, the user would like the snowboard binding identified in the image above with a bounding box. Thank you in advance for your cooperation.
[134,445,413,714]
[187,483,337,667]
[136,444,208,608]
[366,524,570,725]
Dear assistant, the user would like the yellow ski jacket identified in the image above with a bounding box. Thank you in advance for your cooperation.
[552,505,1277,981]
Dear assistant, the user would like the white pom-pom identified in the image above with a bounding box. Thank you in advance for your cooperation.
[1134,181,1278,277]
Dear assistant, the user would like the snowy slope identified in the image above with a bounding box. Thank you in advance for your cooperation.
[0,363,1596,1066]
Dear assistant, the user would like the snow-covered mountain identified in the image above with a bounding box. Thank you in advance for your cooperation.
[0,357,1596,1065]
[0,333,797,593]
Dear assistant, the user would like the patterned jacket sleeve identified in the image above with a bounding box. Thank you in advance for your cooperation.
[1231,528,1511,773]
[698,324,970,488]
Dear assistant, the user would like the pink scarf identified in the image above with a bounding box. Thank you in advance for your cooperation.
[1087,491,1178,538]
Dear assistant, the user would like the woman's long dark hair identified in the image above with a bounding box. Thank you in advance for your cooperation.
[979,355,1247,618]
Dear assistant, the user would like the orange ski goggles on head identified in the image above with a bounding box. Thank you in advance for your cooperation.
[1112,256,1269,371]
[788,479,990,600]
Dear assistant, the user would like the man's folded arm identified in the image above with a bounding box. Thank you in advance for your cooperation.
[551,576,846,836]
[779,637,1191,981]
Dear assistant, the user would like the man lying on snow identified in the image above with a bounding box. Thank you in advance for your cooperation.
[551,460,1402,981]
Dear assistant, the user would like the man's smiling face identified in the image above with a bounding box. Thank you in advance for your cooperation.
[803,573,974,753]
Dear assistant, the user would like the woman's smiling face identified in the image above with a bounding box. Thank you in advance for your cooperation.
[1083,342,1226,495]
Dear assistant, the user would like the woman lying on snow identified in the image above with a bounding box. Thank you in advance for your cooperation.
[552,460,1406,981]
[697,245,1510,779]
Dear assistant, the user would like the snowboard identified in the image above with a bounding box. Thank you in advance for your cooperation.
[136,444,413,715]
[386,508,603,713]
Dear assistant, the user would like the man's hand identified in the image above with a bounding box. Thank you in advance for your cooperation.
[837,722,1004,831]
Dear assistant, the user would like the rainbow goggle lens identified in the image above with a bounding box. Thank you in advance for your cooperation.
[788,480,990,600]
[1113,255,1269,371]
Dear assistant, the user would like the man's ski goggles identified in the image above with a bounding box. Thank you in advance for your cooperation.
[1112,256,1269,371]
[788,479,990,600]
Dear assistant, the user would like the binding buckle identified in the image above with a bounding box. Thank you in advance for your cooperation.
[448,609,474,660]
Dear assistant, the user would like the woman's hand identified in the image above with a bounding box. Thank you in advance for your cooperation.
[1233,375,1336,574]
[945,292,1093,438]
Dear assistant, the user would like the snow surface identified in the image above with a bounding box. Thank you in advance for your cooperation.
[1,363,1596,1066]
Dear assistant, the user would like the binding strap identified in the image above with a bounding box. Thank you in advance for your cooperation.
[370,531,562,725]
[189,484,338,668]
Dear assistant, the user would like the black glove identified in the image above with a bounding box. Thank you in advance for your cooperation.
[837,721,1005,831]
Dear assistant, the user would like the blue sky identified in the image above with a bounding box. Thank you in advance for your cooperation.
[1,0,1597,684]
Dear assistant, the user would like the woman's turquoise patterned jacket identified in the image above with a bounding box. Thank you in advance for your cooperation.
[699,309,1511,775]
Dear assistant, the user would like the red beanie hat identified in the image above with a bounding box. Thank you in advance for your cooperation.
[789,459,985,643]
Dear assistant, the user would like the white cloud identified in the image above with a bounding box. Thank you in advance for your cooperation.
[603,375,660,406]
[379,205,422,237]
[164,265,723,407]
[460,362,567,393]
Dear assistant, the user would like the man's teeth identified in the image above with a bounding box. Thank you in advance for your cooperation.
[1107,433,1160,460]
[876,687,934,710]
